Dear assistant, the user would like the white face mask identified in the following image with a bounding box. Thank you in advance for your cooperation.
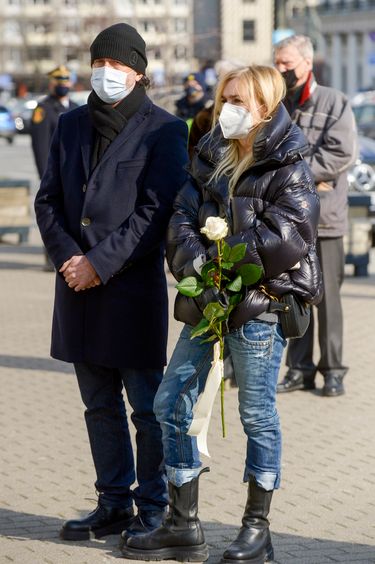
[91,66,135,104]
[219,102,253,139]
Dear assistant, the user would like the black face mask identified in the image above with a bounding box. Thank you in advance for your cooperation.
[54,85,70,97]
[281,68,298,91]
[185,86,202,97]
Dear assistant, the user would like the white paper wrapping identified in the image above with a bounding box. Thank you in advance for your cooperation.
[187,341,224,457]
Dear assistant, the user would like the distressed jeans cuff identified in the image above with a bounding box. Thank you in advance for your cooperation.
[166,464,202,487]
[243,468,280,491]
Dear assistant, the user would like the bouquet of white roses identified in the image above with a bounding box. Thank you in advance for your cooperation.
[176,217,263,451]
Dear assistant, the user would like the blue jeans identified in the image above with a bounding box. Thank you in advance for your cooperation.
[154,321,286,491]
[74,362,167,510]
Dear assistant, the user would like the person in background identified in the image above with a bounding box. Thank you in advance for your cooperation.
[34,23,188,544]
[274,34,357,397]
[31,65,78,271]
[188,60,245,162]
[121,65,322,564]
[175,72,212,131]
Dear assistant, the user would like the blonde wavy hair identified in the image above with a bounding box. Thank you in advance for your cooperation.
[210,65,286,195]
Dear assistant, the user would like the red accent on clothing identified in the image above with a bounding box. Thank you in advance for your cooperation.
[299,71,313,106]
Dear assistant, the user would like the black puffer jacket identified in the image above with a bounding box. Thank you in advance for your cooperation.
[167,103,323,329]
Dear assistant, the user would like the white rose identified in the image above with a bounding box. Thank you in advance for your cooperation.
[200,216,228,241]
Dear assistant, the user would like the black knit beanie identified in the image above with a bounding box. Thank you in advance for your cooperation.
[90,23,148,74]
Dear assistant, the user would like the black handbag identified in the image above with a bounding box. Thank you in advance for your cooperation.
[278,293,311,339]
[266,289,311,339]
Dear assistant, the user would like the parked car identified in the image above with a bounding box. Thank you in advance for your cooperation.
[7,97,39,134]
[69,90,90,106]
[0,105,16,144]
[347,135,375,247]
[351,90,375,140]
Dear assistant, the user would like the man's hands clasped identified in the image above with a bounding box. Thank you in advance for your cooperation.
[59,255,101,292]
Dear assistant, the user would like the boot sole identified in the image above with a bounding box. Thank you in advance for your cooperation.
[121,543,209,562]
[220,545,274,564]
[322,389,345,397]
[60,518,134,541]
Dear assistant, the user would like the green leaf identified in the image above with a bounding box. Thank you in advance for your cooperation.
[200,265,216,288]
[176,277,204,297]
[229,293,243,306]
[222,241,232,262]
[238,264,263,286]
[221,261,234,270]
[201,260,216,279]
[226,275,242,292]
[203,302,225,321]
[228,243,247,263]
[190,318,210,339]
[201,334,218,344]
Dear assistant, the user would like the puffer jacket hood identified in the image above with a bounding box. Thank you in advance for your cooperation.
[167,102,323,330]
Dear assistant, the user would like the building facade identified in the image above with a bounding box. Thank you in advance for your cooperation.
[193,0,221,65]
[284,0,375,96]
[220,0,274,66]
[0,0,193,89]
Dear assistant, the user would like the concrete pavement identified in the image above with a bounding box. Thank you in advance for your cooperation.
[0,225,375,564]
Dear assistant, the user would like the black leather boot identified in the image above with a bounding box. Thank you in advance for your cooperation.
[322,368,347,397]
[60,503,134,540]
[121,468,209,562]
[277,368,316,393]
[221,476,274,564]
[119,508,167,549]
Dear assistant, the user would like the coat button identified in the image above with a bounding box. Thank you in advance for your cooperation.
[81,217,91,227]
[82,183,87,192]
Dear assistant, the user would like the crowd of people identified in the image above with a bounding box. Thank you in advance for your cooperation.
[32,22,357,564]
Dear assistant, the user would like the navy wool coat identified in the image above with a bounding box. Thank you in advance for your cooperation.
[35,96,188,368]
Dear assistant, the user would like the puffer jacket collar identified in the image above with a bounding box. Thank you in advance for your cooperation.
[194,103,308,185]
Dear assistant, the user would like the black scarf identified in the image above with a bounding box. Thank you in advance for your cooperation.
[87,84,146,170]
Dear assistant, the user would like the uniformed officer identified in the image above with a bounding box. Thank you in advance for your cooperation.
[31,65,77,178]
[31,65,78,270]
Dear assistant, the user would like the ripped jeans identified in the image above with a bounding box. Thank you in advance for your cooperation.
[154,320,286,491]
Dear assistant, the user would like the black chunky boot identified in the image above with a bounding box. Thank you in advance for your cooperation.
[121,468,209,562]
[119,508,167,549]
[60,503,134,540]
[221,476,274,564]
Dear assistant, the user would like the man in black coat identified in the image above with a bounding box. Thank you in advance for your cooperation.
[31,65,78,270]
[34,23,188,542]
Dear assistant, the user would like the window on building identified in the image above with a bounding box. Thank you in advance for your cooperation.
[7,47,22,64]
[64,20,80,33]
[243,20,255,42]
[175,18,187,32]
[174,45,187,59]
[28,22,52,33]
[28,46,52,59]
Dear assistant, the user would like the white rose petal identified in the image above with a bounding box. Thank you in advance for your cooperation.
[200,217,228,241]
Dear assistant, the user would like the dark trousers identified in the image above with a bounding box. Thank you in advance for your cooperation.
[74,362,167,511]
[286,237,346,375]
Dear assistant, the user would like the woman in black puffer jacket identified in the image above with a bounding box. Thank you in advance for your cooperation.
[124,66,322,564]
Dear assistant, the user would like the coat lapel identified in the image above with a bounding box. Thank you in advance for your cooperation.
[78,109,94,181]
